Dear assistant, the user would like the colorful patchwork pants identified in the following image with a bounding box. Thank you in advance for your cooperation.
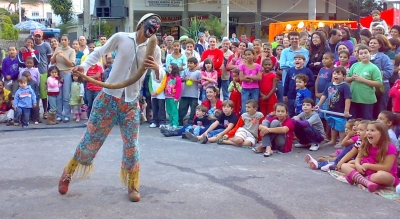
[73,91,140,172]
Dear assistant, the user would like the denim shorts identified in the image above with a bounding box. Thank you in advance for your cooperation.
[326,115,346,133]
[316,97,328,119]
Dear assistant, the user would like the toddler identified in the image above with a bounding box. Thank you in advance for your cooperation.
[70,75,85,122]
[13,76,37,127]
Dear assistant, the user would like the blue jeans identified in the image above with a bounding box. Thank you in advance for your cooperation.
[86,89,101,119]
[350,102,374,120]
[276,81,283,103]
[14,107,31,126]
[241,88,259,114]
[57,73,72,119]
[48,95,58,113]
[287,99,295,118]
[318,144,354,168]
[208,128,224,137]
[221,79,230,100]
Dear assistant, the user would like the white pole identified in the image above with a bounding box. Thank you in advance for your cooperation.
[99,17,101,36]
[18,0,21,23]
[226,0,229,38]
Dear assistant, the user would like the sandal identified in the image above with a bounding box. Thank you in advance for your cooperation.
[217,136,227,144]
[263,151,272,157]
[252,146,265,154]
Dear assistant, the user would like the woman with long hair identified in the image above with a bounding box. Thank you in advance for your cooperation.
[306,31,331,78]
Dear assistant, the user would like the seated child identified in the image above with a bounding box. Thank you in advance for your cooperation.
[187,100,238,144]
[0,94,14,125]
[220,99,264,147]
[293,98,325,151]
[184,105,210,140]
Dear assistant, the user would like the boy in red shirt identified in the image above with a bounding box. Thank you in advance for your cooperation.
[86,63,103,118]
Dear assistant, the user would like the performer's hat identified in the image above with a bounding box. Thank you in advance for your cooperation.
[138,13,161,27]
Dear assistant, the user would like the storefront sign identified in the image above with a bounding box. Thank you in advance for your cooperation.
[146,0,183,7]
[160,16,181,22]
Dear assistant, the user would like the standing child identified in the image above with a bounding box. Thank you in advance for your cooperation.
[149,67,167,129]
[85,63,103,119]
[13,76,37,127]
[46,66,62,125]
[19,56,40,84]
[164,63,182,130]
[294,74,312,115]
[239,49,262,114]
[22,71,40,124]
[70,75,85,122]
[259,58,278,117]
[316,66,352,148]
[342,122,398,192]
[200,59,218,101]
[2,46,19,93]
[389,78,400,114]
[346,44,383,120]
[228,69,242,118]
[102,57,113,82]
[165,41,187,75]
[335,50,351,73]
[178,57,201,126]
[283,54,315,117]
[315,52,335,141]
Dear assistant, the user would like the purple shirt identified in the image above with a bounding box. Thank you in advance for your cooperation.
[19,67,40,84]
[2,56,19,80]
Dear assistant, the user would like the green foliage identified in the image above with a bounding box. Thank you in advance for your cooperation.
[10,13,19,25]
[91,21,114,39]
[0,8,10,16]
[203,15,225,41]
[348,0,384,20]
[49,0,74,24]
[57,21,76,34]
[0,14,19,40]
[180,18,205,42]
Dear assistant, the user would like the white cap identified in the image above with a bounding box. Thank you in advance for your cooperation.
[137,13,161,27]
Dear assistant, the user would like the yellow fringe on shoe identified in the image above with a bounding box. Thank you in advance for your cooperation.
[120,169,140,191]
[64,158,93,179]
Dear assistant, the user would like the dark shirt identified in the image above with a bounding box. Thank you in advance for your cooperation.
[283,67,315,99]
[322,82,352,113]
[217,113,238,129]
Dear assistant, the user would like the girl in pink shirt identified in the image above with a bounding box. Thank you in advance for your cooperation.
[200,59,217,101]
[341,121,399,192]
[238,48,262,114]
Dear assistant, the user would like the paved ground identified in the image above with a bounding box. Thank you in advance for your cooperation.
[0,122,399,219]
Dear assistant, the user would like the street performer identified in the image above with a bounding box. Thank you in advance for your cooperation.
[57,13,164,202]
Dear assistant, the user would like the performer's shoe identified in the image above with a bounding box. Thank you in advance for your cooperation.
[128,189,141,202]
[58,171,72,195]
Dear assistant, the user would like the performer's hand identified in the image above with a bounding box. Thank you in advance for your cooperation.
[72,66,84,76]
[144,56,159,71]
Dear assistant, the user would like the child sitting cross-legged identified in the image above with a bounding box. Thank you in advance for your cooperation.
[183,105,210,139]
[292,98,326,151]
[219,99,264,147]
[186,100,238,144]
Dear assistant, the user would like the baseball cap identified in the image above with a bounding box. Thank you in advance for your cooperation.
[198,32,204,36]
[33,29,43,37]
[179,35,188,42]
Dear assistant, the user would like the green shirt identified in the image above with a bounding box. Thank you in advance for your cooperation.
[347,62,382,104]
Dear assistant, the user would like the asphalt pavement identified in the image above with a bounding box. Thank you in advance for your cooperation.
[0,122,398,219]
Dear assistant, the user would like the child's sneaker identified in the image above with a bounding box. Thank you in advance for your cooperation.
[309,144,320,151]
[185,132,199,142]
[14,122,20,126]
[149,123,157,128]
[321,163,334,172]
[34,121,39,125]
[294,143,310,148]
[159,124,166,129]
[56,117,62,122]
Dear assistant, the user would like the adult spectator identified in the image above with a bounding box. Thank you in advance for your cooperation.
[196,32,209,56]
[282,37,290,48]
[17,37,40,68]
[390,25,400,53]
[299,32,309,49]
[338,28,354,59]
[98,35,112,66]
[78,36,89,55]
[201,36,224,88]
[50,37,59,54]
[279,31,309,85]
[31,29,52,120]
[307,31,331,78]
[220,37,233,100]
[253,39,263,64]
[165,35,174,55]
[72,40,84,66]
[360,28,372,42]
[240,34,253,48]
[179,35,188,53]
[326,29,342,54]
[227,41,247,73]
[343,26,357,45]
[50,34,76,123]
[372,24,385,36]
[184,38,201,61]
[204,30,210,42]
[272,34,284,49]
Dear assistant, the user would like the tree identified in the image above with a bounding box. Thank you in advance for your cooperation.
[203,15,225,41]
[348,0,383,20]
[91,21,114,39]
[180,18,205,42]
[0,14,19,40]
[49,0,74,24]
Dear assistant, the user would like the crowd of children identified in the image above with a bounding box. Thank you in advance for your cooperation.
[2,9,400,194]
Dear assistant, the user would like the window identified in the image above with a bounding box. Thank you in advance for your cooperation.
[31,11,39,17]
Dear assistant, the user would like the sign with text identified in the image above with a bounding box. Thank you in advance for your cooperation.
[146,0,183,7]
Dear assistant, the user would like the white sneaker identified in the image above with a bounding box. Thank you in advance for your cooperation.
[294,143,311,148]
[149,123,157,128]
[159,124,166,129]
[309,144,320,151]
[321,163,333,172]
[34,121,39,125]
